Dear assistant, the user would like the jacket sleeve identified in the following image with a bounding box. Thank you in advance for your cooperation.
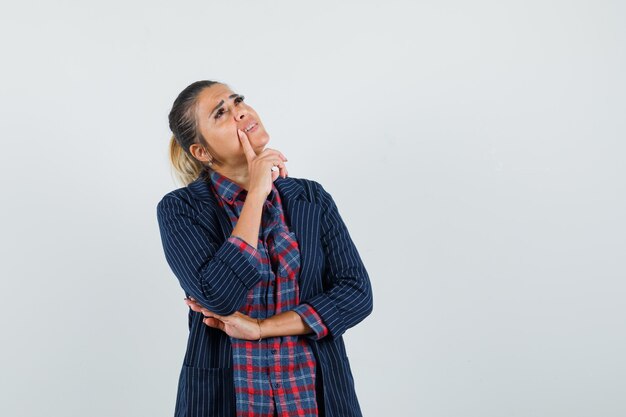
[226,235,263,274]
[156,194,263,316]
[299,182,374,340]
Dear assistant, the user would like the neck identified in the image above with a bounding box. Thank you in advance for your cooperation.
[213,164,250,191]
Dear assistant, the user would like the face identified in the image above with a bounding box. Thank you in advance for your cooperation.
[191,84,270,167]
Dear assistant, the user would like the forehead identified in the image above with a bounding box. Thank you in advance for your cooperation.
[197,84,236,114]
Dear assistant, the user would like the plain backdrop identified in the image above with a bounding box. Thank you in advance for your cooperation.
[1,1,625,416]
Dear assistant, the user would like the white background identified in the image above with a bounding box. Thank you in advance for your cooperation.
[1,1,625,416]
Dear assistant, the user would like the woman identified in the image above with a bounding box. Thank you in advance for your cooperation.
[156,80,373,417]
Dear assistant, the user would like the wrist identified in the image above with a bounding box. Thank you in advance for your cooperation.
[247,189,268,203]
[258,317,271,340]
[257,318,264,341]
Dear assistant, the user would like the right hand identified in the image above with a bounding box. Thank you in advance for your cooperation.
[237,128,289,198]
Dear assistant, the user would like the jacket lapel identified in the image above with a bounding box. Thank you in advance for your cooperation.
[187,173,322,298]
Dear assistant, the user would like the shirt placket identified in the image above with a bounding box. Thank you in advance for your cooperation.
[253,199,283,401]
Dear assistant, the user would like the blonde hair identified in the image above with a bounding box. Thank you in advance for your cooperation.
[167,80,226,186]
[168,134,207,186]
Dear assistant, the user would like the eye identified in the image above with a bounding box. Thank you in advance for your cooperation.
[214,95,245,120]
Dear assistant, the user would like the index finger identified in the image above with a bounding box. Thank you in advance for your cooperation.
[237,129,257,162]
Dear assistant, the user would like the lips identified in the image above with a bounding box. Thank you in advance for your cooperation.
[243,121,258,133]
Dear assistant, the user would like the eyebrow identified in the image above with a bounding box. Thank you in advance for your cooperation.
[209,94,240,118]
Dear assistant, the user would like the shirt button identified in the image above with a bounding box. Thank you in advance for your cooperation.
[274,382,281,388]
[271,349,277,354]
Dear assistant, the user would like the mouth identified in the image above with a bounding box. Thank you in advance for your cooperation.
[243,121,259,134]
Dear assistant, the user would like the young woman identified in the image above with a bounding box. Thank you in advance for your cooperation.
[156,80,373,417]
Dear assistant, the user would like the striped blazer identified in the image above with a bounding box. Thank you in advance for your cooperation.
[156,171,374,417]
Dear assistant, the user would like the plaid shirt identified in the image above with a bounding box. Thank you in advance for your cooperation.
[208,169,329,417]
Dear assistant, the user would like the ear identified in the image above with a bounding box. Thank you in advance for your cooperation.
[189,143,212,163]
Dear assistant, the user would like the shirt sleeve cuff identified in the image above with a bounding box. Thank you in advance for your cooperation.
[227,235,263,273]
[292,303,329,340]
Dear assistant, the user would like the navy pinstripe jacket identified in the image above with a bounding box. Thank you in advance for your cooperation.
[156,171,374,417]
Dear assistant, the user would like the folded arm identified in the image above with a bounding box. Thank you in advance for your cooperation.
[298,182,374,341]
[156,195,264,316]
[228,235,330,340]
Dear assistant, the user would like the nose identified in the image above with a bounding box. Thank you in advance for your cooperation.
[234,108,247,121]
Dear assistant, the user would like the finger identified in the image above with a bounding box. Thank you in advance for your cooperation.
[261,148,288,161]
[237,129,257,162]
[184,300,203,313]
[275,160,287,179]
[268,161,284,180]
[186,301,210,316]
[204,317,225,331]
[277,162,287,179]
[275,164,285,178]
[201,308,221,319]
[261,149,288,162]
[203,317,218,328]
[278,163,288,178]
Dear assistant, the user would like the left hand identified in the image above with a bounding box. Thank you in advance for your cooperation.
[184,297,261,341]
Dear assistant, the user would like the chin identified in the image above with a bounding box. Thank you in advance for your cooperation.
[253,131,270,147]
